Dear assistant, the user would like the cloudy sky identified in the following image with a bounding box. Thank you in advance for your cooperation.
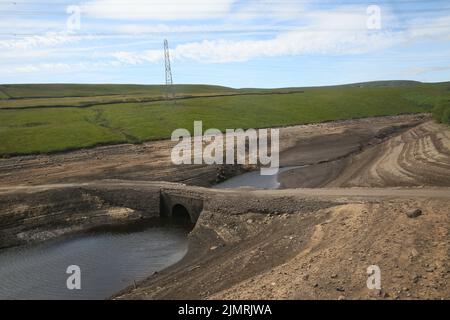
[0,0,449,87]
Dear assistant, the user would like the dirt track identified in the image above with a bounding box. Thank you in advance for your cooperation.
[328,121,450,187]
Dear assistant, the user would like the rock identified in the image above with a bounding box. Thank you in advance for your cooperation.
[406,209,422,218]
[210,246,218,251]
[336,286,345,292]
[338,295,346,300]
[246,219,253,224]
[331,273,338,278]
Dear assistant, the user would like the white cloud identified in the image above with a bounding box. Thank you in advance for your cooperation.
[0,32,84,50]
[1,60,122,75]
[110,8,402,64]
[169,31,398,63]
[407,14,450,39]
[231,0,306,20]
[11,63,73,74]
[403,65,450,76]
[109,9,450,64]
[81,0,236,20]
[115,23,294,34]
[112,50,163,64]
[173,11,394,62]
[0,18,64,33]
[0,31,126,51]
[4,5,450,75]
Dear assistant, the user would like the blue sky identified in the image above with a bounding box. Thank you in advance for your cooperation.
[0,0,449,87]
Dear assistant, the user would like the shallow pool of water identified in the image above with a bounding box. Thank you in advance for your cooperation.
[214,166,302,189]
[0,223,188,300]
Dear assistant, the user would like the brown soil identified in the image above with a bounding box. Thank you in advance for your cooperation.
[0,139,245,187]
[118,194,449,300]
[114,114,450,300]
[1,113,449,300]
[208,199,449,300]
[279,120,450,188]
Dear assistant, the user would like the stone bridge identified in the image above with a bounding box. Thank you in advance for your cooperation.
[159,187,205,224]
[78,181,210,225]
[3,180,447,242]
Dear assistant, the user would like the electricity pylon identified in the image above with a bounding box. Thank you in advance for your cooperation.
[164,39,175,100]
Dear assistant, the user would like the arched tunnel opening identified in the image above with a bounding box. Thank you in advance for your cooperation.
[171,204,192,226]
[159,192,203,229]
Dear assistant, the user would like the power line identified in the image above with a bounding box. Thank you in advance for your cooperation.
[1,21,450,37]
[3,7,450,16]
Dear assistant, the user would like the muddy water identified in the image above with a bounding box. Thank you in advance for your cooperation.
[214,166,302,189]
[0,223,188,300]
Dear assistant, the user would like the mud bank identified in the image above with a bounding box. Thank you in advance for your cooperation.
[279,121,450,188]
[114,187,450,300]
[0,183,161,248]
[0,139,247,188]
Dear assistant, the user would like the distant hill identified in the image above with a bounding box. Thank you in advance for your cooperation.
[0,84,237,100]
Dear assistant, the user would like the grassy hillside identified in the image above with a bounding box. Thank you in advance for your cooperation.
[433,98,450,124]
[0,81,449,156]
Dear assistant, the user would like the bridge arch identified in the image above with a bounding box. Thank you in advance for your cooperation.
[159,191,204,224]
[171,204,191,224]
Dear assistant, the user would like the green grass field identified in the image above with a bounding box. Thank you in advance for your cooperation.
[433,98,450,125]
[1,81,449,156]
